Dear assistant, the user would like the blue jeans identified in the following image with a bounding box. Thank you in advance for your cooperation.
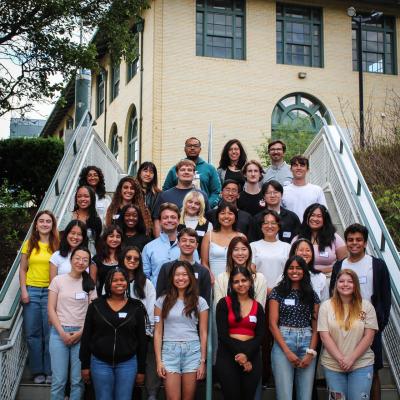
[49,326,83,400]
[323,365,373,399]
[91,355,137,400]
[23,286,51,376]
[271,327,316,400]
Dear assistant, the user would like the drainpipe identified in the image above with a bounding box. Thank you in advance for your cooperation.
[74,68,91,128]
[103,69,108,143]
[137,17,145,166]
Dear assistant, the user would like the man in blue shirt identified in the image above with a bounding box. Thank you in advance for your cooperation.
[162,137,221,208]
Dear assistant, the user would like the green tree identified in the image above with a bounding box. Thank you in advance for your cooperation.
[0,137,64,206]
[0,0,148,116]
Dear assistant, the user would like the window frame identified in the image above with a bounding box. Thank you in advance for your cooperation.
[127,57,139,83]
[110,126,119,159]
[96,70,105,118]
[276,3,324,68]
[110,63,120,102]
[127,108,139,176]
[196,0,246,60]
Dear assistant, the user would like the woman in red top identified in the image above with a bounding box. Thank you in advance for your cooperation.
[215,267,265,400]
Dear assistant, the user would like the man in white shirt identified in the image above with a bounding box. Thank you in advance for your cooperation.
[282,155,327,221]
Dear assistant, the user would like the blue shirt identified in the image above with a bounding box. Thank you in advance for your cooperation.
[142,232,200,286]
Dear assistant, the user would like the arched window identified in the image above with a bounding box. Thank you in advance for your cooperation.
[110,124,119,159]
[127,107,139,175]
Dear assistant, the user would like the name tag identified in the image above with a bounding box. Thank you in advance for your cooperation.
[282,231,291,238]
[359,276,367,284]
[197,230,205,237]
[195,173,200,179]
[113,214,120,220]
[194,272,199,279]
[319,251,329,258]
[249,315,257,323]
[284,299,295,306]
[118,312,127,318]
[154,316,160,323]
[75,292,86,300]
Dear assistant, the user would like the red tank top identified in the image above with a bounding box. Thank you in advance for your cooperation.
[226,296,258,336]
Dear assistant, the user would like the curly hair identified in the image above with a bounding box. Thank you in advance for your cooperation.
[78,166,106,199]
[218,139,247,170]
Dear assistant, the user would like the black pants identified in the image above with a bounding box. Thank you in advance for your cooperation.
[215,345,261,400]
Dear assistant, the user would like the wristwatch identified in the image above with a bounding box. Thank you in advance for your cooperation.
[306,348,317,358]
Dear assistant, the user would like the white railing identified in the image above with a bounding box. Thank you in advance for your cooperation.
[305,110,400,393]
[0,112,125,399]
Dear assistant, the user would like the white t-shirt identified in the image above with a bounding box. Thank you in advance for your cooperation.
[250,240,290,288]
[95,193,111,223]
[282,183,327,221]
[342,255,373,301]
[50,251,72,276]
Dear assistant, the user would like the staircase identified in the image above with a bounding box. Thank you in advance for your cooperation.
[0,109,399,399]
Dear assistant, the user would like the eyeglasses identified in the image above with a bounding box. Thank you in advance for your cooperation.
[185,144,201,148]
[265,191,280,196]
[269,147,283,152]
[125,256,140,262]
[72,257,90,263]
[223,188,239,194]
[262,222,278,226]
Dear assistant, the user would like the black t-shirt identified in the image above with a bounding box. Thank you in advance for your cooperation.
[225,169,245,189]
[92,255,119,296]
[122,233,151,251]
[237,191,265,216]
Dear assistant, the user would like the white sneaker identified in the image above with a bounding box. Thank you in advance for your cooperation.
[45,375,52,384]
[33,374,45,384]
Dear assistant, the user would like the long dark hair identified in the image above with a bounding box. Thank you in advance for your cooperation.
[299,203,336,252]
[161,260,199,319]
[214,201,238,232]
[117,204,147,236]
[120,246,147,300]
[78,166,106,199]
[96,225,123,261]
[228,267,255,322]
[59,220,88,257]
[226,236,252,273]
[137,161,161,194]
[218,139,247,170]
[289,238,321,275]
[70,246,95,293]
[275,256,315,309]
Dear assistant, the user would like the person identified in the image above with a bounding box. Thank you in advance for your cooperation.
[137,161,162,216]
[178,190,212,249]
[105,177,152,235]
[250,210,291,293]
[206,179,252,237]
[319,269,378,399]
[214,236,267,308]
[282,155,327,221]
[237,160,265,216]
[269,256,320,400]
[261,140,292,187]
[156,228,212,305]
[201,201,244,282]
[154,260,209,400]
[72,185,102,255]
[143,203,200,287]
[90,225,122,296]
[162,137,221,208]
[19,210,60,384]
[330,223,391,400]
[250,180,300,243]
[121,246,158,400]
[295,203,347,277]
[217,139,247,188]
[80,267,147,400]
[48,246,97,400]
[153,160,209,236]
[215,267,266,400]
[50,219,88,281]
[78,166,111,223]
[117,204,151,251]
[289,238,328,302]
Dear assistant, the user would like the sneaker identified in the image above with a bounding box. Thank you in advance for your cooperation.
[33,374,45,384]
[45,375,52,384]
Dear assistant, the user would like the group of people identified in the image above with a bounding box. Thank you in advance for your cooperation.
[19,136,391,400]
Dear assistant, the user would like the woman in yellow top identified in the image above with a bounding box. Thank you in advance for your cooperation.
[19,210,59,384]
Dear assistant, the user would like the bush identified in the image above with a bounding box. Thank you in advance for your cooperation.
[0,137,64,206]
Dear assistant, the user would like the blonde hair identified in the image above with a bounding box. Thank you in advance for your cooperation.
[331,269,363,330]
[180,191,207,225]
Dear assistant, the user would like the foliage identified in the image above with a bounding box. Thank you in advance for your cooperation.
[0,137,64,206]
[0,0,148,116]
[256,117,316,166]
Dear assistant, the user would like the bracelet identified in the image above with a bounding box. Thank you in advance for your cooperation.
[306,348,317,358]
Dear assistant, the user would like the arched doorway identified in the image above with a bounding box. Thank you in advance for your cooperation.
[127,106,138,176]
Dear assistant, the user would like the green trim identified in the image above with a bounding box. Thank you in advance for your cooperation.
[96,70,105,118]
[110,63,120,102]
[127,107,138,174]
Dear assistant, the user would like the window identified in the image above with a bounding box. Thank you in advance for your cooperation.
[276,4,323,67]
[196,0,245,60]
[127,107,139,175]
[110,64,120,102]
[96,70,105,117]
[127,33,139,82]
[352,15,396,74]
[110,125,119,159]
[66,116,74,130]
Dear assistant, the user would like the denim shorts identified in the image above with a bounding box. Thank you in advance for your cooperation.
[162,340,200,373]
